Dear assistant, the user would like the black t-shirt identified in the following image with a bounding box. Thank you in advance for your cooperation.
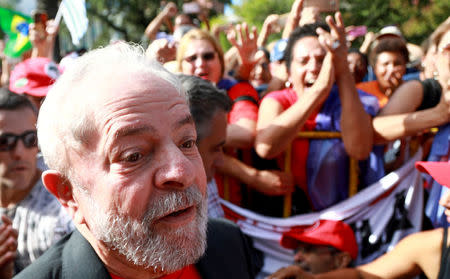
[418,79,442,111]
[438,226,450,279]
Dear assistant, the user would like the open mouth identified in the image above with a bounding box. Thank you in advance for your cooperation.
[167,207,190,217]
[304,77,316,88]
[157,205,196,226]
[197,73,210,80]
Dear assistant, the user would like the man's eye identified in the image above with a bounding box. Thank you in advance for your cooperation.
[181,140,196,149]
[124,152,143,162]
[213,145,223,153]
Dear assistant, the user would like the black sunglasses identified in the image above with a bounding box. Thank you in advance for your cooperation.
[184,51,216,63]
[0,130,38,151]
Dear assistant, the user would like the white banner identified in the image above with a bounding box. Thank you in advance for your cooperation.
[222,149,423,275]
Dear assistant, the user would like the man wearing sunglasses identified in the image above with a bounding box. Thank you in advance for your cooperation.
[0,88,73,278]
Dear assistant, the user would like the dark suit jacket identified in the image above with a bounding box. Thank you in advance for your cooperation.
[15,218,262,279]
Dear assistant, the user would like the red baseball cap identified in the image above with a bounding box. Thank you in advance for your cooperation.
[415,161,450,188]
[281,220,358,260]
[9,57,61,97]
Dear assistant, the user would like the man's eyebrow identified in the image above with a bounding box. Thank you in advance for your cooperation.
[114,125,155,138]
[173,114,194,129]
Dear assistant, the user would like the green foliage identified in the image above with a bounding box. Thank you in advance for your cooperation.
[233,0,294,29]
[341,0,450,44]
[233,0,449,46]
[0,0,18,9]
[209,15,232,51]
[0,0,24,39]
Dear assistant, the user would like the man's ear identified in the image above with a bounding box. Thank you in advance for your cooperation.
[333,252,352,269]
[42,170,83,224]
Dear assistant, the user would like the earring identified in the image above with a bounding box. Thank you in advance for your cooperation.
[433,71,439,80]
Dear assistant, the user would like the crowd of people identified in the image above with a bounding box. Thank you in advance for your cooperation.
[0,0,449,277]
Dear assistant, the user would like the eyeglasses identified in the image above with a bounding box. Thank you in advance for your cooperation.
[184,51,216,63]
[0,130,38,151]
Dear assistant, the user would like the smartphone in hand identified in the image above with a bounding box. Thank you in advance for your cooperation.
[347,26,367,38]
[32,10,48,41]
[303,0,339,12]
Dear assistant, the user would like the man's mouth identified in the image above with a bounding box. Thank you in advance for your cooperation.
[156,205,196,226]
[10,165,28,172]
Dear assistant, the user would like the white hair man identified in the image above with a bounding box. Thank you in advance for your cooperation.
[15,42,261,279]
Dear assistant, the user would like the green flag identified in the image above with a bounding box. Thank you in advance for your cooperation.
[0,7,33,58]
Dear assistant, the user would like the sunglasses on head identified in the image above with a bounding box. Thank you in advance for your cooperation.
[0,130,38,152]
[184,51,216,63]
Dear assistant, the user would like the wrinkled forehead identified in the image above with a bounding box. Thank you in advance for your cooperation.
[69,72,185,136]
[79,70,179,106]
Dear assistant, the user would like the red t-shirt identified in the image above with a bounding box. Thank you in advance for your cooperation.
[216,81,259,205]
[264,88,318,193]
[109,265,201,279]
[227,82,259,124]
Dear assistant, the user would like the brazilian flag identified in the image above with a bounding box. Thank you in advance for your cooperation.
[0,7,32,58]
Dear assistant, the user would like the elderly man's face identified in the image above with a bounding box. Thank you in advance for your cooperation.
[70,74,207,273]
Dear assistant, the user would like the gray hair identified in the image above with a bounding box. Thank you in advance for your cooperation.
[37,42,183,180]
[177,74,232,141]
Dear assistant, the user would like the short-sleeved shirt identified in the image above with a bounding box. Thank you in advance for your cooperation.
[215,79,259,206]
[263,85,381,210]
[224,81,259,124]
[0,179,74,273]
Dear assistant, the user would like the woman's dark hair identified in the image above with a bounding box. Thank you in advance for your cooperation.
[348,48,368,68]
[369,37,409,67]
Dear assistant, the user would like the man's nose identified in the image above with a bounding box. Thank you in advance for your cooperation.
[386,63,397,74]
[154,143,196,190]
[11,140,27,160]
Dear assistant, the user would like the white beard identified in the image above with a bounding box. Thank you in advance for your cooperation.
[82,186,208,273]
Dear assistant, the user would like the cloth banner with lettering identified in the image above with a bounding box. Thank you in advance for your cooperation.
[222,149,423,275]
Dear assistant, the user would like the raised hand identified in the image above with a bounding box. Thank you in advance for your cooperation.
[0,215,17,279]
[146,38,177,64]
[161,2,178,19]
[266,265,314,279]
[258,14,281,47]
[282,0,304,39]
[316,12,349,76]
[227,22,258,80]
[250,170,295,196]
[29,19,59,59]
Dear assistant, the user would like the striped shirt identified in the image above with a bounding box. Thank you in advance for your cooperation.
[0,179,74,273]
